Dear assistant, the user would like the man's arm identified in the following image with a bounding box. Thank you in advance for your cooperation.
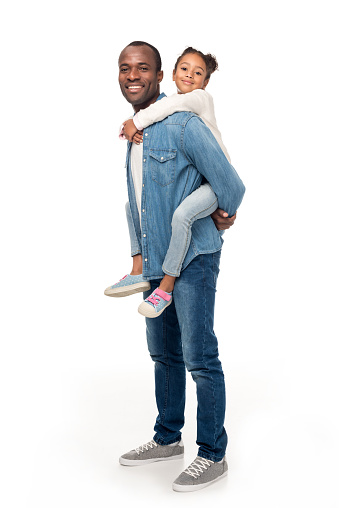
[183,116,245,219]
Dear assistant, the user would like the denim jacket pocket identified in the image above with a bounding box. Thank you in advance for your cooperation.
[149,149,176,187]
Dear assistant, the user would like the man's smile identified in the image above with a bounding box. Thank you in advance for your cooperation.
[125,84,145,94]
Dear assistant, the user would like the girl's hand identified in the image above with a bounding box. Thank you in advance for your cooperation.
[132,130,143,145]
[123,119,138,142]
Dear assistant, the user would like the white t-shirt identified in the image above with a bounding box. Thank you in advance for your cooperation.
[130,142,143,224]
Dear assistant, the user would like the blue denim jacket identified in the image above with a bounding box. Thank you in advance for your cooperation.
[126,93,245,280]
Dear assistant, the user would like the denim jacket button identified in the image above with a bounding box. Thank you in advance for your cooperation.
[145,258,148,262]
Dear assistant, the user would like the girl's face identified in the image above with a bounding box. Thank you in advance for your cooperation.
[173,53,209,94]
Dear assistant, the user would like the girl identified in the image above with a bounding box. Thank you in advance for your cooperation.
[105,47,240,318]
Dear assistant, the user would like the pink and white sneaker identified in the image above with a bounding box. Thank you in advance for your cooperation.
[138,288,173,318]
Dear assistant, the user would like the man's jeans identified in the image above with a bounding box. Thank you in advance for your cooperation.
[144,251,227,462]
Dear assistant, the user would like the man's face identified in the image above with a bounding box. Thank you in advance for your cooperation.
[118,45,163,112]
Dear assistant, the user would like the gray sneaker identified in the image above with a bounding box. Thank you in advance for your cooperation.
[172,455,228,492]
[119,439,184,466]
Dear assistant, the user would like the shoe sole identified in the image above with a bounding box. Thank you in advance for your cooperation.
[172,469,228,492]
[104,282,151,297]
[138,299,172,318]
[119,453,184,466]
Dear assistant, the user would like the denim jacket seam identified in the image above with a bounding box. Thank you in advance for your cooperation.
[180,114,200,164]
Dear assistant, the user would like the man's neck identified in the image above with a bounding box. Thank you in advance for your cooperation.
[133,90,161,113]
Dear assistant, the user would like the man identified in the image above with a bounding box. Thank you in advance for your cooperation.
[115,41,245,492]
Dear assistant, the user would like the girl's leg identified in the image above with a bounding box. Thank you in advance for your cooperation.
[138,184,218,316]
[162,183,218,277]
[158,274,176,293]
[125,201,143,275]
[125,201,141,258]
[104,202,150,297]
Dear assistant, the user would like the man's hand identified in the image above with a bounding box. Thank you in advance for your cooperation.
[211,209,237,230]
[123,119,143,144]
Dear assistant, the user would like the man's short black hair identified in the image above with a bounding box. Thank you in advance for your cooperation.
[126,41,162,73]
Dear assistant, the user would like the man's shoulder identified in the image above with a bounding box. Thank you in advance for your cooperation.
[163,110,198,126]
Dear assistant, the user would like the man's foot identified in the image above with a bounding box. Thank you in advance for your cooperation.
[119,439,184,466]
[104,274,150,297]
[138,288,172,318]
[172,455,228,492]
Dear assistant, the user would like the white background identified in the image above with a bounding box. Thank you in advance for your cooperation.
[1,1,338,506]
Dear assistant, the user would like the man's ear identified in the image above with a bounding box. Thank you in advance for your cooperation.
[157,70,164,83]
[202,78,210,89]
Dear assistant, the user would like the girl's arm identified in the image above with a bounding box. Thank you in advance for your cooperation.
[133,89,209,130]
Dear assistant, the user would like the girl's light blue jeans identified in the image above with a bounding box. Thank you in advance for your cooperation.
[126,183,218,277]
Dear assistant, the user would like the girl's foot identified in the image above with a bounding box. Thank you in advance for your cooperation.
[159,274,176,293]
[138,288,172,318]
[104,273,150,297]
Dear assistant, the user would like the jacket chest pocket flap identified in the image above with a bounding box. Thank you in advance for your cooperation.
[149,149,176,187]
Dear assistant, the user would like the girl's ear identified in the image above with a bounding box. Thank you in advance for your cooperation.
[172,69,176,81]
[202,78,210,89]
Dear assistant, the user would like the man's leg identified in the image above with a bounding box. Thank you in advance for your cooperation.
[119,279,186,466]
[173,251,227,462]
[145,280,186,445]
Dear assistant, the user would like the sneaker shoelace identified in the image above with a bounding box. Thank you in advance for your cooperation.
[134,439,158,455]
[146,291,162,307]
[183,457,214,478]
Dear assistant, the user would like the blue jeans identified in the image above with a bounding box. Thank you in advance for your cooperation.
[144,251,227,462]
[126,183,218,277]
